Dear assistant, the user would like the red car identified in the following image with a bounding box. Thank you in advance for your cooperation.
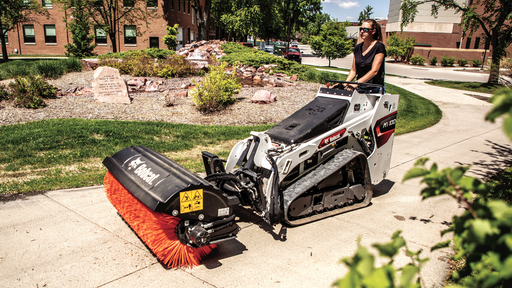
[284,47,302,64]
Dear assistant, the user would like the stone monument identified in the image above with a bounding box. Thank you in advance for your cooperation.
[92,66,130,104]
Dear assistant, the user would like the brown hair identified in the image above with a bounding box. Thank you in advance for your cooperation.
[362,19,383,42]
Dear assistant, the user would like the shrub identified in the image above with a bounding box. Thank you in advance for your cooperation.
[157,55,196,78]
[190,61,241,112]
[0,85,10,101]
[430,56,438,66]
[303,69,345,83]
[410,54,426,65]
[9,75,57,108]
[457,58,468,67]
[441,55,456,67]
[221,42,313,80]
[98,51,193,78]
[471,59,483,67]
[33,60,67,79]
[144,48,175,59]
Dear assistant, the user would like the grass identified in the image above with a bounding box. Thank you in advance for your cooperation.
[0,58,82,80]
[425,80,505,94]
[0,119,273,194]
[388,83,442,135]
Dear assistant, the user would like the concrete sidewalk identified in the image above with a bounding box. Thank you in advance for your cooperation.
[1,77,510,288]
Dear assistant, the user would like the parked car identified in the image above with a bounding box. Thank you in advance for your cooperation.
[240,42,254,47]
[263,45,274,54]
[284,47,302,63]
[291,41,299,48]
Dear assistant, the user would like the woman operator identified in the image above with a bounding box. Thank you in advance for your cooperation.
[344,19,386,93]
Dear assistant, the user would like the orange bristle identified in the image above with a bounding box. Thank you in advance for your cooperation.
[103,171,216,268]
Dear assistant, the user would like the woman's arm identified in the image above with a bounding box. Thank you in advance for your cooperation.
[345,57,357,82]
[356,52,384,83]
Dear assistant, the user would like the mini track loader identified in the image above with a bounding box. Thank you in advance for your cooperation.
[103,80,399,268]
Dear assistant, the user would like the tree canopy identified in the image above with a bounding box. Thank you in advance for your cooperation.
[0,0,48,61]
[57,0,158,53]
[310,20,353,67]
[213,0,321,43]
[400,0,512,84]
[358,5,374,25]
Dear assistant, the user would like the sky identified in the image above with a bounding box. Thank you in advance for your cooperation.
[321,0,391,22]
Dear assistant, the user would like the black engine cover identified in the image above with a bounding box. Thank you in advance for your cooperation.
[265,97,350,144]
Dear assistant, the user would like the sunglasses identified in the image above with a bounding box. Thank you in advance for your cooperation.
[359,27,372,32]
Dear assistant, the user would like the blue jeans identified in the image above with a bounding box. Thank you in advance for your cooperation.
[357,86,386,94]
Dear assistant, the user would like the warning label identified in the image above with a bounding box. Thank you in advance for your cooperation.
[180,189,203,214]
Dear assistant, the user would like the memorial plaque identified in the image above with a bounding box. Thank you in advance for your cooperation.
[92,66,130,104]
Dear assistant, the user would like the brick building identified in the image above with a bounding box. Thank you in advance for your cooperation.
[1,0,206,56]
[386,0,512,62]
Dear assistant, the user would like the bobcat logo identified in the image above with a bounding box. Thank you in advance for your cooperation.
[127,157,145,170]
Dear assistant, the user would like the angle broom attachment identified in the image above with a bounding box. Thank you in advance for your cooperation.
[104,172,216,268]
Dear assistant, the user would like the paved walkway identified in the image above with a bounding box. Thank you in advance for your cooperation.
[1,77,510,288]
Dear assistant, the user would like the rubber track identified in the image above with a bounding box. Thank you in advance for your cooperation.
[282,149,373,226]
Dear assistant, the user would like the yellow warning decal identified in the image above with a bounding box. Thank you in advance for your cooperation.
[180,189,203,214]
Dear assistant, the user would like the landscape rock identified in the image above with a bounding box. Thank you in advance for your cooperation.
[91,66,130,104]
[251,90,277,104]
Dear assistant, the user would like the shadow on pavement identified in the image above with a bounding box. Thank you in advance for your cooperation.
[455,140,512,181]
[373,179,394,198]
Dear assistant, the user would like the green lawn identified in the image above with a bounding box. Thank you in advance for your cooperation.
[425,80,504,94]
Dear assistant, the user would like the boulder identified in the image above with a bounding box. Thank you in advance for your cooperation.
[91,66,130,104]
[251,90,276,104]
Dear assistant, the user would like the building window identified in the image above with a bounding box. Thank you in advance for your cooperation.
[474,37,480,49]
[192,8,195,24]
[484,38,490,50]
[465,37,471,49]
[23,24,35,43]
[147,0,157,8]
[44,25,57,43]
[124,25,137,45]
[182,0,185,12]
[1,27,7,44]
[43,0,52,8]
[188,28,190,44]
[95,28,107,44]
[456,41,460,49]
[177,0,180,11]
[124,0,134,7]
[188,0,190,13]
[150,37,159,48]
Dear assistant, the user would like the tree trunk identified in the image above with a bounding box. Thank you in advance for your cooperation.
[329,57,331,67]
[0,32,8,62]
[487,29,500,84]
[193,0,211,41]
[0,19,8,62]
[109,32,117,53]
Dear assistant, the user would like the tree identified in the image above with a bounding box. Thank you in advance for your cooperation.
[64,0,96,58]
[400,0,512,84]
[300,12,330,44]
[217,0,262,42]
[278,0,322,43]
[386,33,416,62]
[310,20,353,67]
[357,5,374,25]
[163,24,179,50]
[192,0,212,41]
[58,0,158,53]
[0,0,48,62]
